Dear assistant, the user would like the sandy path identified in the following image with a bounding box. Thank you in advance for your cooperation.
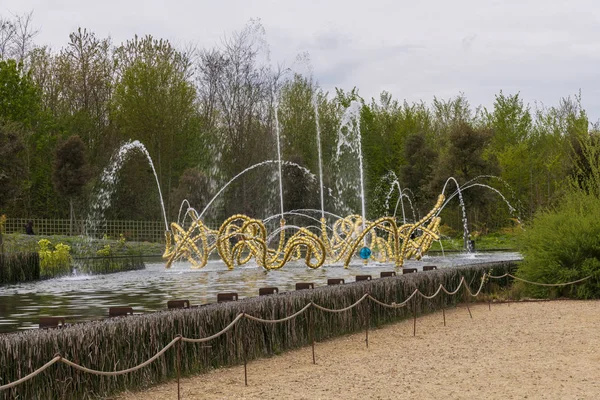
[118,301,600,400]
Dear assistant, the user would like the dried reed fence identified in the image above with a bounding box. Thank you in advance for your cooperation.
[0,252,40,284]
[0,261,517,399]
[75,255,146,275]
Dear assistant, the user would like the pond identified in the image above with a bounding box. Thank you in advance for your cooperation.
[0,251,521,333]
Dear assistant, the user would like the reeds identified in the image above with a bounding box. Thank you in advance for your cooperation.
[0,261,517,400]
[77,255,145,275]
[0,252,40,284]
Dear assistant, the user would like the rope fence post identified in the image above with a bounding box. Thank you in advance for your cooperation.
[176,335,181,400]
[464,283,473,319]
[413,297,417,337]
[365,293,370,348]
[487,273,492,311]
[309,302,315,364]
[242,312,248,386]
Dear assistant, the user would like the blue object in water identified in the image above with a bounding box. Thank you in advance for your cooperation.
[359,247,371,260]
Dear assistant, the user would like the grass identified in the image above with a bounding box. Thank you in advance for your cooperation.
[2,234,165,258]
[429,231,519,252]
[0,261,517,399]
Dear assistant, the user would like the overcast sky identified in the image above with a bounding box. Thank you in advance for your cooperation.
[3,0,600,121]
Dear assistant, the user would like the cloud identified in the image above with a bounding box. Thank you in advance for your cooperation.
[2,0,600,121]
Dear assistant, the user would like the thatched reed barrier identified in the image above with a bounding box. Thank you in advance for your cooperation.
[0,261,518,399]
[0,252,40,284]
[75,255,145,275]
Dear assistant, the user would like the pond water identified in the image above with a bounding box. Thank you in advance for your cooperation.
[0,252,521,333]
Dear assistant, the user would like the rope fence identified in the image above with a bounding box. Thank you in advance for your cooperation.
[0,272,591,396]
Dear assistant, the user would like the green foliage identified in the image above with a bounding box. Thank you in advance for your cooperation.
[517,192,600,298]
[0,123,26,210]
[0,59,40,125]
[38,238,72,277]
[1,14,595,238]
[52,135,90,198]
[95,244,111,257]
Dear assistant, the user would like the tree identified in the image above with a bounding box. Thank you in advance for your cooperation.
[112,35,203,221]
[0,11,38,64]
[0,123,26,213]
[195,21,279,219]
[400,132,438,207]
[52,135,90,233]
[170,168,211,217]
[0,59,39,125]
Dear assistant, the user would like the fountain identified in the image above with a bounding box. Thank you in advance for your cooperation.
[88,104,519,273]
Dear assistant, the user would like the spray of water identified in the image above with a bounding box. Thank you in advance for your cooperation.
[440,177,471,252]
[274,103,285,219]
[314,97,326,220]
[337,101,367,246]
[89,140,168,236]
[198,160,316,219]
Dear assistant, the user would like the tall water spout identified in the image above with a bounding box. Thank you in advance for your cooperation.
[89,140,168,234]
[337,101,367,246]
[198,160,315,219]
[274,103,285,219]
[441,177,470,252]
[314,97,325,220]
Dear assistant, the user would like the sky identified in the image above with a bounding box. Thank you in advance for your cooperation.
[3,0,600,121]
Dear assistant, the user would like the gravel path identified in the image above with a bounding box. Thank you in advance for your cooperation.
[118,300,600,400]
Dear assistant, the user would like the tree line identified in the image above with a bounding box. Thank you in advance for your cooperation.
[0,14,595,236]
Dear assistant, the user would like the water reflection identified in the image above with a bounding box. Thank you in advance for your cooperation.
[0,252,521,333]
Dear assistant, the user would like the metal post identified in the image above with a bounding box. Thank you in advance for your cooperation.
[176,335,181,400]
[309,303,315,364]
[465,288,472,319]
[488,275,492,311]
[365,295,370,348]
[413,298,417,337]
[242,314,248,386]
[441,293,446,327]
[442,305,446,327]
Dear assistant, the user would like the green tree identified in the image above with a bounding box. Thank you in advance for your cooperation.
[112,35,203,221]
[52,135,90,233]
[0,122,26,212]
[0,59,39,125]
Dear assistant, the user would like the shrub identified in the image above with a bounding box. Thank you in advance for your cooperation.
[38,239,72,278]
[517,192,600,298]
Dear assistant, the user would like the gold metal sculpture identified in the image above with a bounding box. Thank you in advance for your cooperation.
[163,194,444,270]
[341,194,444,268]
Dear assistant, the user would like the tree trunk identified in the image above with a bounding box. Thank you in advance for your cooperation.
[69,199,74,236]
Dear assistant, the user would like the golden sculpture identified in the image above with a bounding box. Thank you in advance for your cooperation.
[163,194,444,270]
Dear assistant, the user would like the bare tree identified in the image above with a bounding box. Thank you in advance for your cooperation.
[12,11,38,65]
[195,20,283,218]
[0,16,16,60]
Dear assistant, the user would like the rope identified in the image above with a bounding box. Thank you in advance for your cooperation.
[367,294,408,309]
[2,271,592,391]
[182,313,244,343]
[488,273,592,287]
[0,356,61,390]
[312,293,369,313]
[244,303,312,323]
[61,337,180,376]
